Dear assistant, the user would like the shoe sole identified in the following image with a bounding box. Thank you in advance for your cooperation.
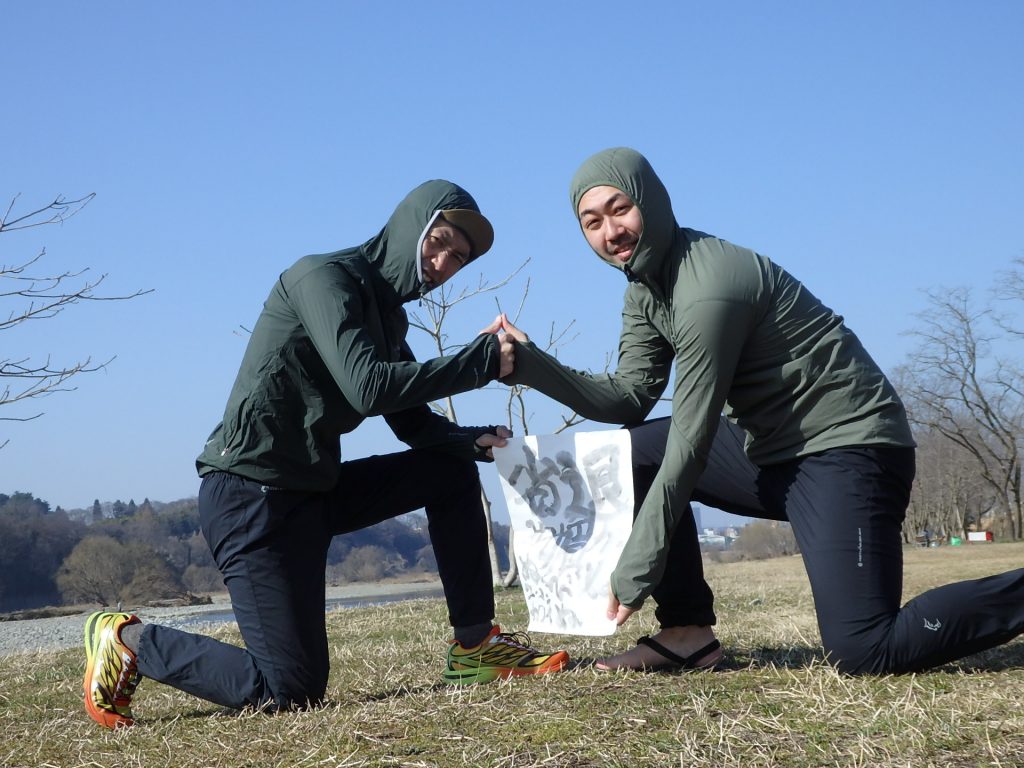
[443,651,569,686]
[83,612,135,729]
[594,647,724,673]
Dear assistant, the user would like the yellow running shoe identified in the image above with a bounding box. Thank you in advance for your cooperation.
[443,625,569,685]
[83,611,140,728]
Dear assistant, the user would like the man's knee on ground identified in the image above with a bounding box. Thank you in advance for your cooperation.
[821,634,891,675]
[263,666,329,712]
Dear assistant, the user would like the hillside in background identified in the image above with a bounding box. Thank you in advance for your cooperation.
[0,491,509,613]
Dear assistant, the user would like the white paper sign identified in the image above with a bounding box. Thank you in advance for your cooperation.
[493,430,633,636]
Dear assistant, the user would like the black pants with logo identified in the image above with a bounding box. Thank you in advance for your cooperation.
[134,449,494,710]
[630,417,1024,674]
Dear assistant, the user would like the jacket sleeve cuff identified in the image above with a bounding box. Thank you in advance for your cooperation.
[502,340,546,386]
[485,333,502,382]
[610,571,649,610]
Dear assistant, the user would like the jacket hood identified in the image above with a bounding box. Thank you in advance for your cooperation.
[569,147,677,284]
[362,179,490,306]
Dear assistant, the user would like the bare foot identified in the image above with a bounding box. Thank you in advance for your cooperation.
[595,625,722,671]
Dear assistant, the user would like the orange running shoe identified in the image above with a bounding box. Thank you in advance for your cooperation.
[83,611,141,728]
[443,625,569,685]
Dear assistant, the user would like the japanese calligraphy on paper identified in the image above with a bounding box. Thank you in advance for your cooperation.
[493,430,633,636]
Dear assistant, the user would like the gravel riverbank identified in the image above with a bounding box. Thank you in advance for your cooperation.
[0,579,444,656]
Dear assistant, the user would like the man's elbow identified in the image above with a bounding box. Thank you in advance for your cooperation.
[348,372,391,417]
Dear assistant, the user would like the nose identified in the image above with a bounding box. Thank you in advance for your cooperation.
[430,250,458,283]
[602,217,625,242]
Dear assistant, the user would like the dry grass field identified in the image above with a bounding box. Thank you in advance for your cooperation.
[2,543,1022,767]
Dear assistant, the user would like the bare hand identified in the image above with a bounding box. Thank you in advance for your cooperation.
[475,425,512,460]
[499,313,529,343]
[498,335,516,378]
[478,315,504,336]
[607,586,638,626]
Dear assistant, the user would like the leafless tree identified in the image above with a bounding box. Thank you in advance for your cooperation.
[1,194,151,443]
[904,427,995,542]
[992,256,1024,324]
[896,284,1024,539]
[410,266,587,585]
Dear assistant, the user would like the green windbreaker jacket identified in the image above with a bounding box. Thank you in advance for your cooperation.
[508,148,914,608]
[197,180,501,491]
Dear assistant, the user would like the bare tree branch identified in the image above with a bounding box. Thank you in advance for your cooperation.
[408,260,528,351]
[0,193,94,233]
[1,193,151,435]
[409,261,598,583]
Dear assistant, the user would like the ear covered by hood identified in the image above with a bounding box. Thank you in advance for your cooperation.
[569,147,677,280]
[365,180,493,305]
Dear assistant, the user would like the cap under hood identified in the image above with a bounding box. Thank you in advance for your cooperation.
[362,179,493,306]
[569,147,677,284]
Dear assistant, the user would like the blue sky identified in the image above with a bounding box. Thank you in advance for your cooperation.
[2,2,1022,521]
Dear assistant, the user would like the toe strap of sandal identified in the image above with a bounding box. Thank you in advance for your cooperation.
[636,636,721,669]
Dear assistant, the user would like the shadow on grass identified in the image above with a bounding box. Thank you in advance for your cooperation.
[718,642,1024,675]
[572,644,825,674]
[141,705,250,725]
[354,682,448,703]
[939,642,1024,673]
[573,642,1024,675]
[140,642,1024,724]
[349,659,604,702]
[728,644,826,670]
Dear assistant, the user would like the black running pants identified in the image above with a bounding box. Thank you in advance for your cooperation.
[134,450,494,710]
[630,417,1024,674]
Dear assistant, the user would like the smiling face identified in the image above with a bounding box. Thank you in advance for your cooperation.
[420,217,471,289]
[576,185,644,265]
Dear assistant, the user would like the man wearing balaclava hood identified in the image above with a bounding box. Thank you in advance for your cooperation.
[82,180,568,730]
[497,148,1024,676]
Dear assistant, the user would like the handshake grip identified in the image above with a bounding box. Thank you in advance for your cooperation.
[479,313,529,380]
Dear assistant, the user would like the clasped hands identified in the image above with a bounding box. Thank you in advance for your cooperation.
[479,312,529,379]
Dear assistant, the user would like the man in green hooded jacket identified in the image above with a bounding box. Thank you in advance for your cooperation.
[82,180,568,730]
[496,147,1024,675]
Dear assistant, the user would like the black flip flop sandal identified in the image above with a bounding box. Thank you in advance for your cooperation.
[635,636,722,671]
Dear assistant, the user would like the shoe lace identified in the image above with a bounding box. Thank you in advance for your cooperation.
[492,631,536,653]
[114,654,139,702]
[116,663,140,704]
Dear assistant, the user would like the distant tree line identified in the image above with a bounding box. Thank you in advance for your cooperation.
[0,491,510,613]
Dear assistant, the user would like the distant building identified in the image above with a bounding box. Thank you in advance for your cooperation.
[698,528,733,548]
